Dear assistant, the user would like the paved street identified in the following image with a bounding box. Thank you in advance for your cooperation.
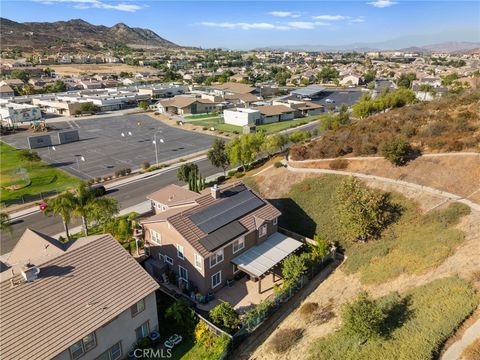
[2,114,218,179]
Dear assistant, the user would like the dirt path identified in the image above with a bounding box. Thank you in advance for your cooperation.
[286,162,480,211]
[442,319,480,360]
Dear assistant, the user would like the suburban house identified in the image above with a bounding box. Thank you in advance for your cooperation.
[0,78,25,88]
[0,229,159,360]
[157,95,218,115]
[340,74,362,87]
[254,104,295,124]
[141,183,303,295]
[272,99,324,117]
[224,108,262,126]
[210,82,255,96]
[0,85,15,98]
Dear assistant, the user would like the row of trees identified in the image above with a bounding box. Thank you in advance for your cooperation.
[352,88,416,119]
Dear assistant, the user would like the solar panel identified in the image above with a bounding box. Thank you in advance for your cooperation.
[189,188,264,233]
[199,221,247,252]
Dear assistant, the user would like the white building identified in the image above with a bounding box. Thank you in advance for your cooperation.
[0,101,42,126]
[224,108,262,126]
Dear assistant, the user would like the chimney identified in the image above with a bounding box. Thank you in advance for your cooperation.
[211,184,220,199]
[21,263,41,283]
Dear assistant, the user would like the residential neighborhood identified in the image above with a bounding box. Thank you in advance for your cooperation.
[0,2,479,360]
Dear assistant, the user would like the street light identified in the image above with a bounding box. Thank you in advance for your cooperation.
[48,145,56,157]
[76,155,85,170]
[121,131,133,144]
[152,132,164,166]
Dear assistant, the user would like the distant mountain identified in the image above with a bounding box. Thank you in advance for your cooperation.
[256,41,480,54]
[0,18,179,52]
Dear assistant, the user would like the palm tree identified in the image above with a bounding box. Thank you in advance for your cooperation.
[45,192,75,240]
[0,212,12,234]
[70,183,119,236]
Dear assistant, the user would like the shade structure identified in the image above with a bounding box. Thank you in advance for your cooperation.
[232,232,303,278]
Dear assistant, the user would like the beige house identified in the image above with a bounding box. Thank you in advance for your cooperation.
[0,229,159,360]
[156,95,218,115]
[254,104,296,124]
[142,183,303,296]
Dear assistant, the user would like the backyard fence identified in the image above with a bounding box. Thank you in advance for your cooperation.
[1,190,60,207]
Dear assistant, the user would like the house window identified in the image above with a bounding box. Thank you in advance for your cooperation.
[135,322,150,341]
[131,298,145,317]
[209,249,224,268]
[273,217,278,225]
[150,230,161,245]
[176,244,185,259]
[164,255,173,265]
[95,342,122,360]
[179,265,188,282]
[259,224,267,237]
[212,270,222,289]
[194,254,203,270]
[70,332,96,360]
[232,238,245,254]
[233,264,239,274]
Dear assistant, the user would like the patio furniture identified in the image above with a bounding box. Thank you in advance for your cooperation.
[164,334,183,349]
[207,291,215,302]
[149,331,160,343]
[226,279,234,288]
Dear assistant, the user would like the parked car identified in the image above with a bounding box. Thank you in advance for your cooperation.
[325,98,335,103]
[89,185,106,197]
[39,202,48,211]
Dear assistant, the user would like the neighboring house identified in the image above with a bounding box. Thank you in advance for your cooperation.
[412,83,448,101]
[0,229,159,360]
[80,80,103,90]
[254,104,295,124]
[142,183,303,295]
[224,92,259,108]
[211,82,256,95]
[272,99,324,117]
[0,78,25,87]
[157,95,218,115]
[0,85,15,98]
[340,74,362,87]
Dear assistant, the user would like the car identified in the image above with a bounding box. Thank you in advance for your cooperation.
[89,185,106,197]
[39,202,48,211]
[325,98,335,103]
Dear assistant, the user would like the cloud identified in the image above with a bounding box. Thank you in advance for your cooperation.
[268,11,301,18]
[367,0,397,8]
[33,0,143,12]
[198,20,330,31]
[350,17,366,23]
[312,15,346,21]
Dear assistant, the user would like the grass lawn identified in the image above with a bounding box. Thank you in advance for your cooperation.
[257,115,322,134]
[193,117,242,133]
[308,277,478,360]
[184,113,220,120]
[277,175,470,284]
[0,142,80,203]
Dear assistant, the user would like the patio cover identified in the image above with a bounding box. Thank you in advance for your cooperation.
[232,232,303,278]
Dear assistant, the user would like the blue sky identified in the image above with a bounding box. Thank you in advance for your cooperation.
[1,0,479,49]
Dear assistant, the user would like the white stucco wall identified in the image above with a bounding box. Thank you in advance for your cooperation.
[53,291,158,360]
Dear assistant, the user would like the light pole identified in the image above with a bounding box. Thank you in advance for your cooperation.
[76,155,85,170]
[48,145,56,158]
[152,132,164,166]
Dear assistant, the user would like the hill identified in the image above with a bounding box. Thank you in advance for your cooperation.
[0,18,179,52]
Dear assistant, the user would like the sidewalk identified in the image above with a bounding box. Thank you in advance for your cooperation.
[442,319,480,360]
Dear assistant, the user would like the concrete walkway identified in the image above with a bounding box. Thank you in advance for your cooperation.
[286,162,480,211]
[289,152,480,163]
[442,318,480,360]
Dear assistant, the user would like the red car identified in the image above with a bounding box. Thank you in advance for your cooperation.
[39,202,48,211]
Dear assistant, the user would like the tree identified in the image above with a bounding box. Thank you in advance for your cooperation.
[138,101,149,110]
[336,177,395,242]
[209,302,240,332]
[380,138,414,166]
[10,69,28,82]
[207,139,229,175]
[70,183,119,236]
[177,162,199,183]
[225,133,264,172]
[165,299,196,334]
[317,67,339,83]
[79,102,98,114]
[262,134,289,155]
[45,192,75,240]
[309,235,329,261]
[341,291,386,340]
[289,130,311,144]
[0,212,11,234]
[396,73,416,88]
[282,254,307,284]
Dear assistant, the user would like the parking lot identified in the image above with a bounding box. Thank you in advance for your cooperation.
[2,114,218,179]
[288,88,364,110]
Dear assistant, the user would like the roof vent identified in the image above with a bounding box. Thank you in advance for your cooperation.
[211,184,221,199]
[21,264,41,283]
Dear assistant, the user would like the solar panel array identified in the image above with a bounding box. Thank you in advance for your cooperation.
[199,221,247,252]
[189,188,264,234]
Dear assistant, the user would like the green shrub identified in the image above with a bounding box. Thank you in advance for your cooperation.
[209,302,240,333]
[141,161,150,170]
[227,170,237,177]
[234,172,245,178]
[274,161,284,168]
[299,302,319,320]
[380,137,415,166]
